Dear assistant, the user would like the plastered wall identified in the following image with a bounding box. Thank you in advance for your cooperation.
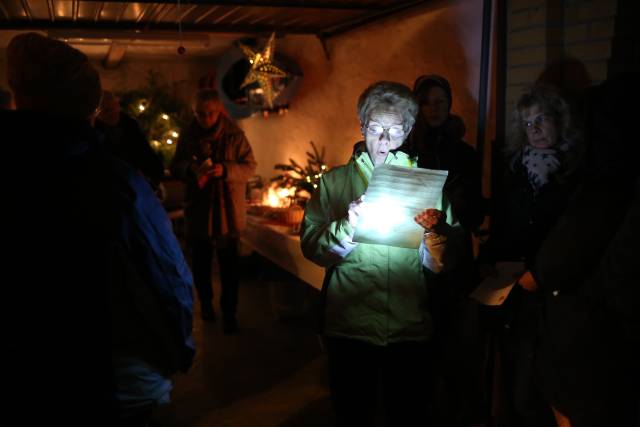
[237,0,484,180]
[95,57,214,104]
[0,46,214,107]
[0,0,485,183]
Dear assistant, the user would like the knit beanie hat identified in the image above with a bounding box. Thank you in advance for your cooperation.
[413,74,452,111]
[7,32,101,118]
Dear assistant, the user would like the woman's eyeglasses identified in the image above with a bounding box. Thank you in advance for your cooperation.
[522,113,549,131]
[366,123,405,139]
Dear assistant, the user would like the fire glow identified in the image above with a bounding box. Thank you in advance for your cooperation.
[263,184,297,208]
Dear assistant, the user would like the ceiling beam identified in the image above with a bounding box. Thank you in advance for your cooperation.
[19,0,33,20]
[73,0,380,11]
[178,4,198,21]
[48,28,214,42]
[319,0,428,38]
[72,0,79,21]
[132,2,145,23]
[0,2,9,19]
[154,4,173,24]
[47,0,55,22]
[211,7,239,25]
[94,2,104,22]
[193,6,220,24]
[115,3,128,22]
[102,41,127,69]
[0,19,318,34]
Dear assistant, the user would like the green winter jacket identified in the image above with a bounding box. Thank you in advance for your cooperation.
[301,143,454,346]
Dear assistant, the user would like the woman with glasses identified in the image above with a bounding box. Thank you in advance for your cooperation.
[301,81,460,426]
[478,84,585,426]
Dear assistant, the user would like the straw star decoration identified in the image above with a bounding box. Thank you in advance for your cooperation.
[238,32,288,109]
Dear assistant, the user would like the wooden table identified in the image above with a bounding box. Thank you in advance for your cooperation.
[241,214,324,291]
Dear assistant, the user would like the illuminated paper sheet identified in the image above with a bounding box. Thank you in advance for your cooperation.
[353,164,448,248]
[469,262,526,305]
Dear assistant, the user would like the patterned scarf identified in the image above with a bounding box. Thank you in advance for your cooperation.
[521,140,571,194]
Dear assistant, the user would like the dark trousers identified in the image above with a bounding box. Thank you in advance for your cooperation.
[191,236,239,318]
[501,336,555,427]
[429,299,486,427]
[495,288,555,427]
[326,336,430,427]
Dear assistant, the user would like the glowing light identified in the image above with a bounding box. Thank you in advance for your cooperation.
[138,104,146,112]
[166,139,173,145]
[171,131,179,138]
[262,184,297,208]
[321,165,327,170]
[313,184,318,189]
[151,140,160,148]
[161,114,169,120]
[357,201,410,239]
[238,32,288,109]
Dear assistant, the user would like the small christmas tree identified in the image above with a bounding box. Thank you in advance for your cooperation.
[119,71,189,168]
[272,141,328,204]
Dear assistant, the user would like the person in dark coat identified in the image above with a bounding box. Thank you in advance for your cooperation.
[170,89,256,333]
[408,74,486,426]
[95,90,165,191]
[530,73,640,427]
[479,84,586,427]
[4,32,194,426]
[409,74,484,232]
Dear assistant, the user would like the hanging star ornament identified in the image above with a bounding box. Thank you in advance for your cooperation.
[238,32,288,109]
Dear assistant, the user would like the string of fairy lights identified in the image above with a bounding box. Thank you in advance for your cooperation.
[125,96,183,167]
[146,110,180,149]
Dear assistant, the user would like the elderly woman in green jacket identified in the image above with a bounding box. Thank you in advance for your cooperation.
[301,81,458,426]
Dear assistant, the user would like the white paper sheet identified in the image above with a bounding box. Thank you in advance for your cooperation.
[469,262,526,306]
[353,164,448,248]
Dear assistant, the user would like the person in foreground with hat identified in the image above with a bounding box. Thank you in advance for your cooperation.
[3,32,194,426]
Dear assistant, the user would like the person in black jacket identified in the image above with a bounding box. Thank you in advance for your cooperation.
[408,75,486,426]
[409,74,484,232]
[479,84,586,427]
[4,32,194,426]
[530,73,640,427]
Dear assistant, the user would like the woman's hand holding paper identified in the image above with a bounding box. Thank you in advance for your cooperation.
[347,195,366,229]
[414,208,446,233]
